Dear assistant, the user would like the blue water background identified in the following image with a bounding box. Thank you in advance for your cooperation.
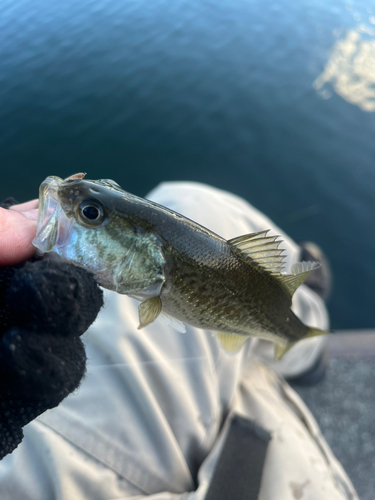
[0,0,374,329]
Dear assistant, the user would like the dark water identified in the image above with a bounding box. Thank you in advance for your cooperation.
[1,0,374,329]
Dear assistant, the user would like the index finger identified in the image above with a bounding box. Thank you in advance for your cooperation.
[9,199,38,212]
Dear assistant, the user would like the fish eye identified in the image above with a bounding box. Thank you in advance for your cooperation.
[78,200,105,225]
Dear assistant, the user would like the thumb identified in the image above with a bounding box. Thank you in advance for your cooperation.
[0,207,38,266]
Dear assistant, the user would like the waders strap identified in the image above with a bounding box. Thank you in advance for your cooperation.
[205,414,271,500]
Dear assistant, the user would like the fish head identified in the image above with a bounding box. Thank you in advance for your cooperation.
[33,174,74,253]
[33,174,165,294]
[34,173,128,250]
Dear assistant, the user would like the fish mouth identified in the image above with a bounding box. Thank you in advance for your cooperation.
[32,176,74,255]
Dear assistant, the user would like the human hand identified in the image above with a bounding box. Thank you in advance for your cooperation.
[0,199,38,265]
[0,199,103,459]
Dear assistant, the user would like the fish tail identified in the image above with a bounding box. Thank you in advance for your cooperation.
[274,326,327,360]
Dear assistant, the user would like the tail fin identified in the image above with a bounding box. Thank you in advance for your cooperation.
[274,327,327,360]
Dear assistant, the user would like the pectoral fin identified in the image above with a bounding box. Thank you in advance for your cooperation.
[138,296,162,329]
[215,332,248,354]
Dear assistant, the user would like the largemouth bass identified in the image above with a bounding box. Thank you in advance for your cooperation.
[33,174,326,358]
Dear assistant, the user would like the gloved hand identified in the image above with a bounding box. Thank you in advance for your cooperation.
[0,199,103,459]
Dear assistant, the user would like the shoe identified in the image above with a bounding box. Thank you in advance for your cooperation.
[299,241,333,301]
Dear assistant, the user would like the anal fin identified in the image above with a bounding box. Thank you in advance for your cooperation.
[216,332,248,354]
[274,342,296,360]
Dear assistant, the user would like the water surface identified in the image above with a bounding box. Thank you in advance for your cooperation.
[1,0,374,329]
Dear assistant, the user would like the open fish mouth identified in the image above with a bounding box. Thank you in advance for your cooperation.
[32,176,74,255]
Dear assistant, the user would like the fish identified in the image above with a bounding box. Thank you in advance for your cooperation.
[32,173,327,358]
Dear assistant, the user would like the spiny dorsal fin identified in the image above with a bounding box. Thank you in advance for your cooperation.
[228,230,286,275]
[278,261,320,297]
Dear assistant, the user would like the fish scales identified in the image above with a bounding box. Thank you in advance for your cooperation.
[32,174,327,358]
[160,248,306,341]
[115,197,298,338]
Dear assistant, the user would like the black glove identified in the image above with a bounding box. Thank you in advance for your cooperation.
[0,200,103,459]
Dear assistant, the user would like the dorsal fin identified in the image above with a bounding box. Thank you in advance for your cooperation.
[228,230,286,275]
[278,261,320,297]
